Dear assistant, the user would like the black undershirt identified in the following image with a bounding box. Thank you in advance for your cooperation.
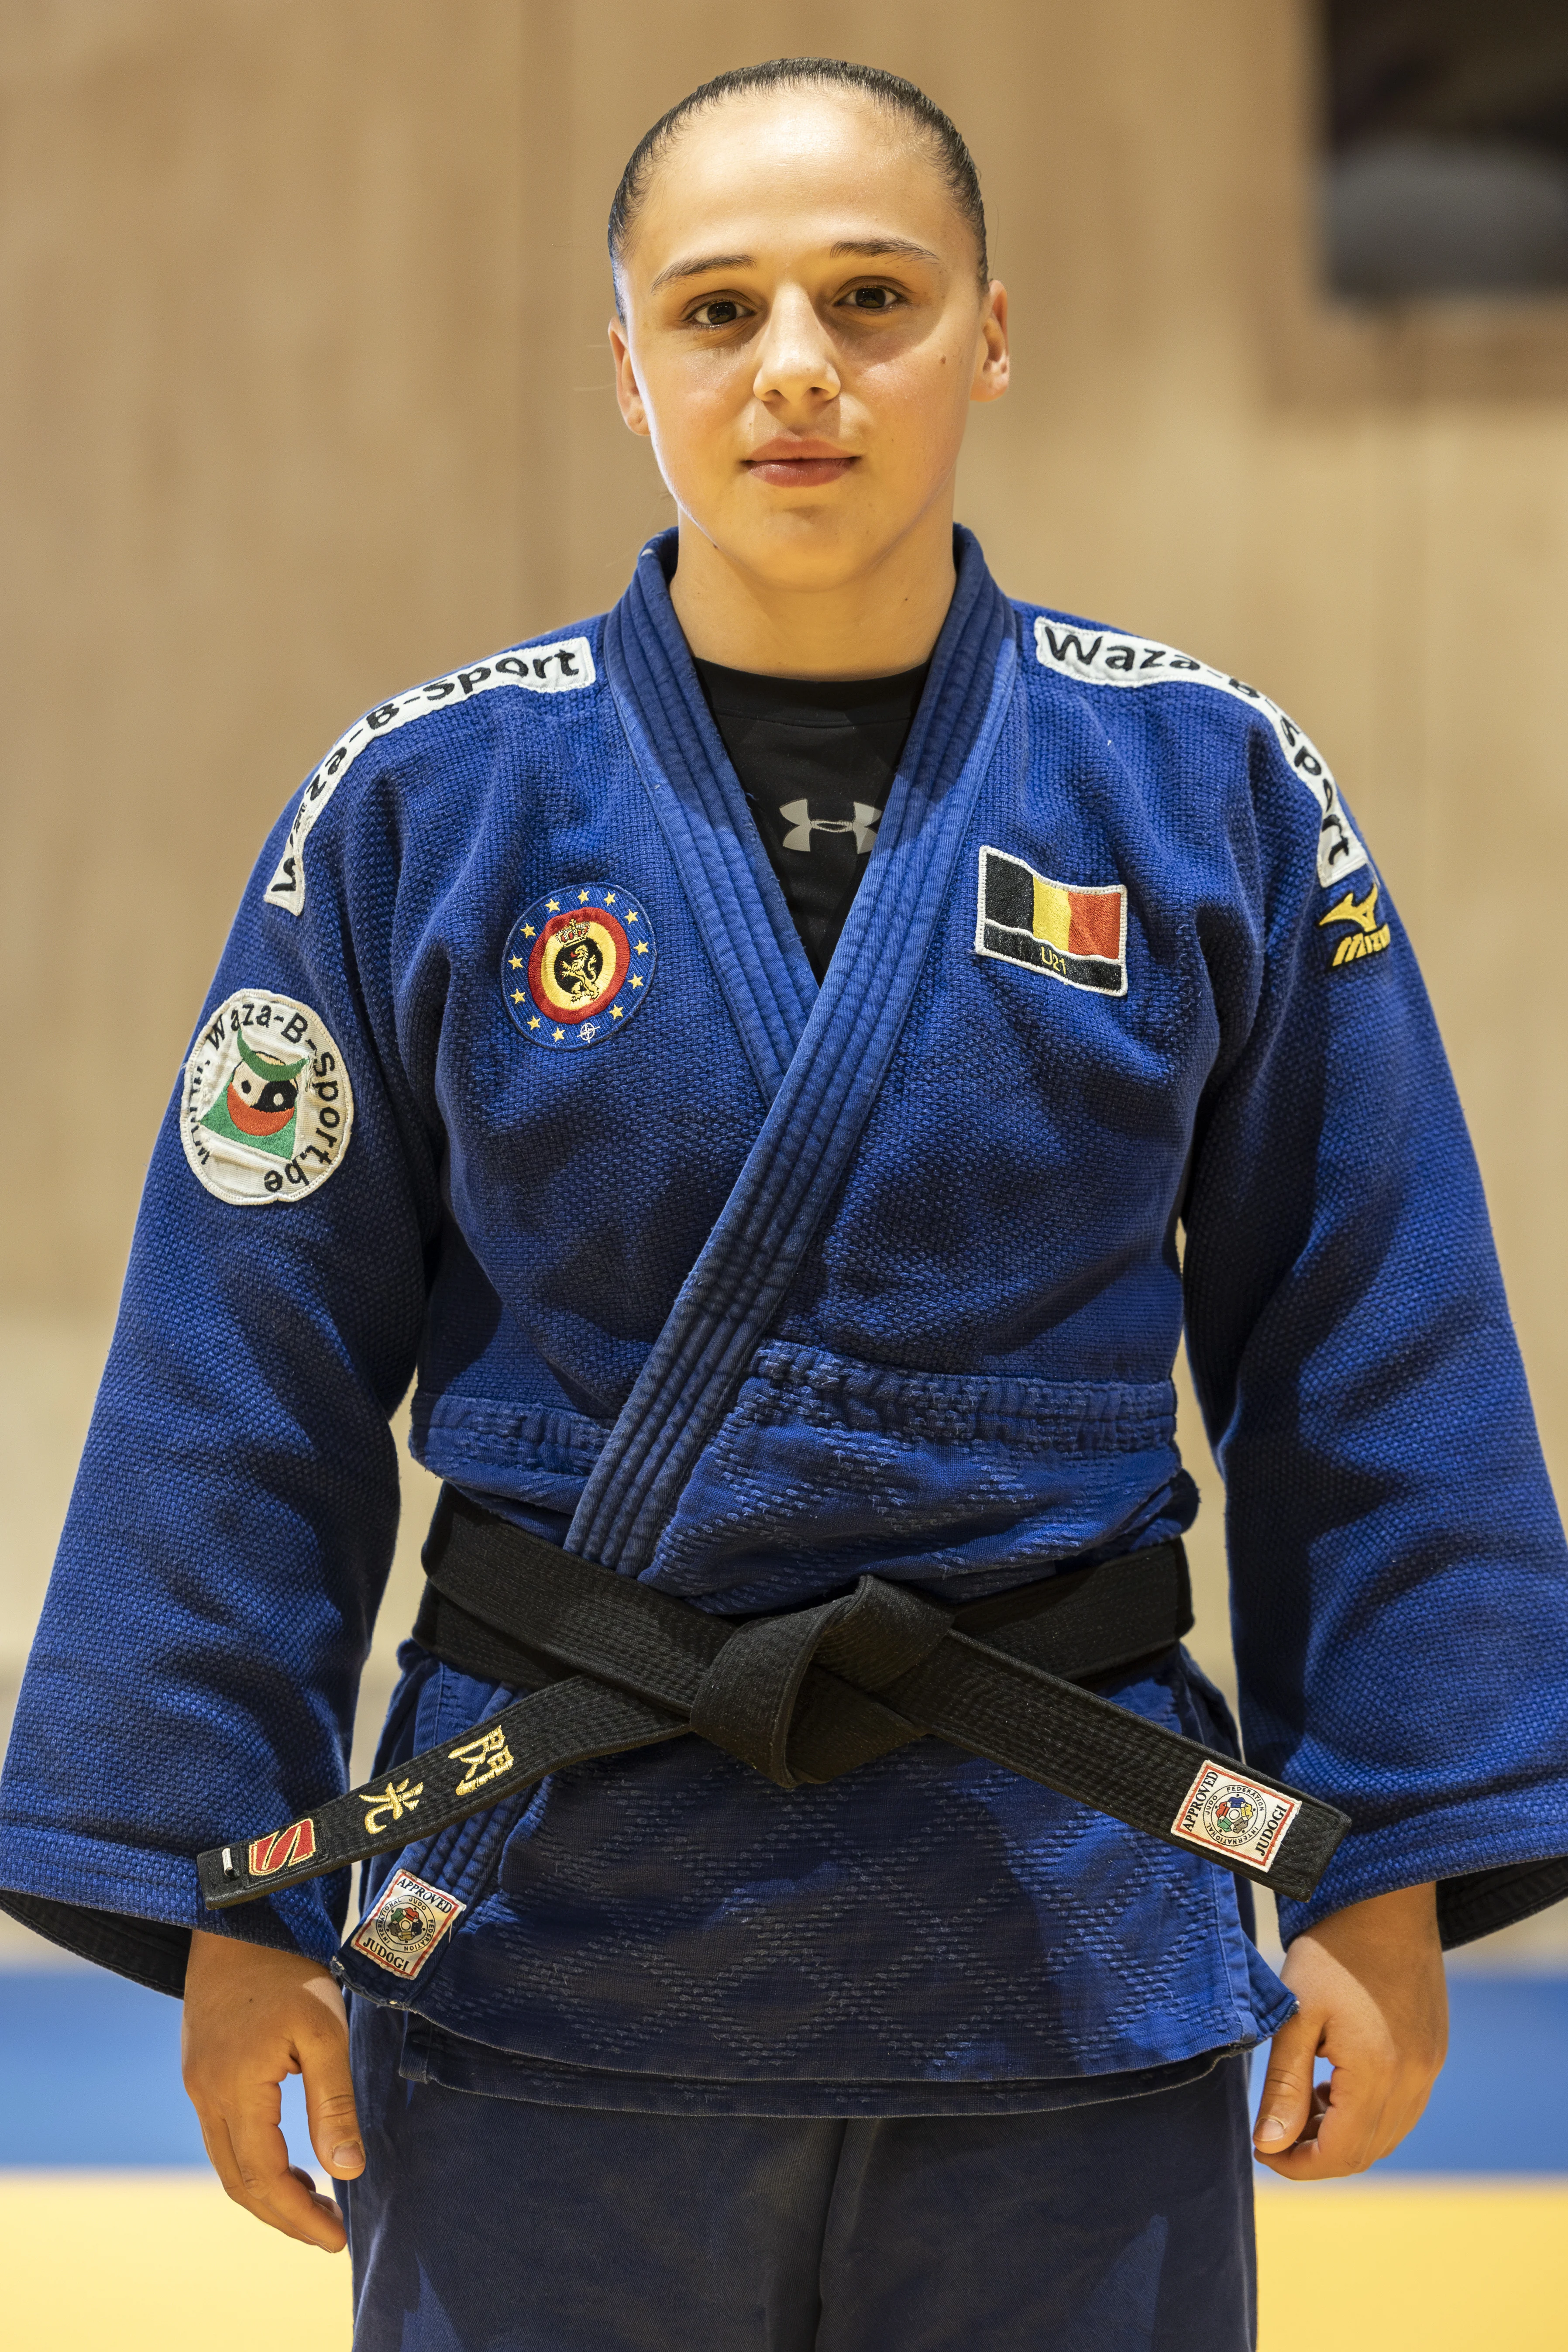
[693,658,930,982]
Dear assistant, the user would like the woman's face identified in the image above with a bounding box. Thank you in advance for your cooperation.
[609,89,1008,595]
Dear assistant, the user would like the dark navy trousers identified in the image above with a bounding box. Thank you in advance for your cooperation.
[344,2000,1257,2351]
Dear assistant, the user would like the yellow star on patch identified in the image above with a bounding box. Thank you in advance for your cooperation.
[522,925,536,939]
[629,974,643,988]
[528,1016,540,1030]
[627,911,639,923]
[546,899,559,912]
[512,990,525,1004]
[636,939,649,954]
[612,1004,623,1019]
[509,956,523,969]
[605,892,616,904]
[578,890,589,902]
[554,1028,564,1041]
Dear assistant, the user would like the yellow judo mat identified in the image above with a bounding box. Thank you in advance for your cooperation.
[2,2173,1563,2349]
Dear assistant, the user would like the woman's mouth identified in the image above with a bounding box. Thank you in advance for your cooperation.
[744,440,859,489]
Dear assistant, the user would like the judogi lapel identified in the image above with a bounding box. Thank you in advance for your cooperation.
[572,529,1019,1577]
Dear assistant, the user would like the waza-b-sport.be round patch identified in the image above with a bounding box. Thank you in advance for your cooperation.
[502,883,656,1050]
[181,990,354,1206]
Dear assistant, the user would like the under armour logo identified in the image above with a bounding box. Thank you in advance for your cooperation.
[778,799,883,856]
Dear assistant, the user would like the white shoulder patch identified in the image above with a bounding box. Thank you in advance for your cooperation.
[265,636,595,916]
[181,990,353,1205]
[1033,617,1366,891]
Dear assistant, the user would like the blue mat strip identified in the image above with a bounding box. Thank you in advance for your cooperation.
[1,1969,1564,2171]
[0,1970,315,2169]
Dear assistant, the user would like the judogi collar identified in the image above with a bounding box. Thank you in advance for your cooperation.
[588,528,1019,1577]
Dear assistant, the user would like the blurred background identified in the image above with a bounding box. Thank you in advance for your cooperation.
[2,1,1567,2343]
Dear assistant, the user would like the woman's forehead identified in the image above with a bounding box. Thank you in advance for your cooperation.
[626,91,963,273]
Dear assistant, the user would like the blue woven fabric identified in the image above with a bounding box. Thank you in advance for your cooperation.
[344,1995,1257,2352]
[2,529,1564,2108]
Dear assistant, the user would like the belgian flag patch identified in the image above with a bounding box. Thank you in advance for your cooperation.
[974,846,1128,997]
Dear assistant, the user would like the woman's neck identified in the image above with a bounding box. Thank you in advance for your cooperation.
[667,499,958,680]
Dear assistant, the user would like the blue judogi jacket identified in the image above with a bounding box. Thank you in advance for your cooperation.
[3,529,1565,2115]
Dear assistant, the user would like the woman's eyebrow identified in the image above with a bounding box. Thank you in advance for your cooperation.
[831,237,939,263]
[650,251,753,291]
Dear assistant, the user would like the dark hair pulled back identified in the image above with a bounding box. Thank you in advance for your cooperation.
[608,58,987,302]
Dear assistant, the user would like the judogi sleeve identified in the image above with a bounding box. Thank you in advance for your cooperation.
[0,744,440,1991]
[1181,732,1568,1947]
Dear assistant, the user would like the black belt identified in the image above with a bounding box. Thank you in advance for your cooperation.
[197,1489,1348,1911]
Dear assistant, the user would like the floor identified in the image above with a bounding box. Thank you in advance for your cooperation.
[3,2174,1564,2351]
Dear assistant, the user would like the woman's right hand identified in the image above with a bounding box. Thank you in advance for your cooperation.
[181,1926,364,2250]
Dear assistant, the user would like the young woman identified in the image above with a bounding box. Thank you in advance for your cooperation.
[4,57,1565,2352]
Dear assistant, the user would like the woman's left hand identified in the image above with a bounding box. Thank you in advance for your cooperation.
[1252,1880,1448,2180]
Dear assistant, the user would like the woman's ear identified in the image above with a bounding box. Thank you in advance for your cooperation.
[609,321,652,438]
[971,281,1010,406]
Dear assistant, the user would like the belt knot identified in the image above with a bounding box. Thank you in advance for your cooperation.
[686,1575,951,1788]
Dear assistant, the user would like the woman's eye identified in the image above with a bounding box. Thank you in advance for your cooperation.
[844,285,898,311]
[691,298,746,328]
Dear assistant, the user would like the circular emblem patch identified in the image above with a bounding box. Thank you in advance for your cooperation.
[382,1902,433,1950]
[180,989,354,1205]
[1200,1786,1262,1848]
[502,882,656,1049]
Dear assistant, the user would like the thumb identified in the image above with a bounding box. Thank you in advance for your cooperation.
[300,2025,365,2180]
[1254,2007,1319,2156]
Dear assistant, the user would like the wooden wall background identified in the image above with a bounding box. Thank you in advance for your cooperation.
[3,3,1566,1953]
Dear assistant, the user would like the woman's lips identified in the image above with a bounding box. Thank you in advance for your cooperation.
[745,450,858,489]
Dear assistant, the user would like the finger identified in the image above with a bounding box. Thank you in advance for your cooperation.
[1266,2053,1440,2179]
[191,2097,340,2246]
[1252,2011,1320,2156]
[1254,2084,1336,2178]
[191,2103,251,2206]
[224,2084,349,2251]
[1262,2073,1388,2181]
[184,2039,281,2217]
[300,2024,365,2180]
[290,2162,352,2234]
[1287,2081,1330,2145]
[1312,2053,1393,2176]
